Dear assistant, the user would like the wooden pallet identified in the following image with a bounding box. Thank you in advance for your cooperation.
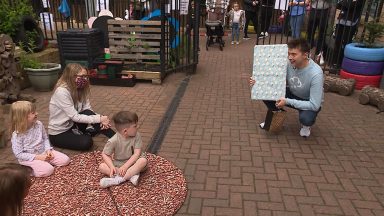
[108,20,161,64]
[108,20,164,84]
[121,70,162,84]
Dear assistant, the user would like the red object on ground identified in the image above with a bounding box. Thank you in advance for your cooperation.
[98,64,107,70]
[89,69,97,77]
[339,69,382,90]
[97,74,108,79]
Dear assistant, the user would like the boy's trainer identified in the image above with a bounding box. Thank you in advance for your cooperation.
[100,175,125,188]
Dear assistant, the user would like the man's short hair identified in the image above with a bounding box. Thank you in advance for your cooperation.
[113,111,138,131]
[287,38,310,54]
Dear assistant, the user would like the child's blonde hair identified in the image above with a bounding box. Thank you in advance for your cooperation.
[11,101,36,134]
[55,63,90,106]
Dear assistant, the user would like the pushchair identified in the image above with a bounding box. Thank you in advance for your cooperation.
[205,5,227,51]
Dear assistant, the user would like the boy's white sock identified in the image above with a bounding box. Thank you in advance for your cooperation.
[100,175,125,188]
[130,174,140,186]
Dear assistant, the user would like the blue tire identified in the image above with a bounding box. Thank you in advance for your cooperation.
[344,43,384,62]
[341,57,384,76]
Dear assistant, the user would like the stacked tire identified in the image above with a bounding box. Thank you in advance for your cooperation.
[340,43,384,90]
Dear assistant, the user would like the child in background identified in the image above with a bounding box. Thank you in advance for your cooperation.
[11,101,70,177]
[99,111,148,188]
[228,2,245,45]
[0,163,32,216]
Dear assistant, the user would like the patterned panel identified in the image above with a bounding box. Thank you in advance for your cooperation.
[251,44,288,101]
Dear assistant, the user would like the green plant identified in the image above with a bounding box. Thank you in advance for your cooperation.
[142,43,150,50]
[19,30,39,52]
[168,35,192,68]
[361,21,384,48]
[19,54,42,69]
[0,0,35,37]
[18,37,42,69]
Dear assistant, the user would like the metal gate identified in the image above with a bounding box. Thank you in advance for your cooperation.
[248,0,383,73]
[18,0,200,75]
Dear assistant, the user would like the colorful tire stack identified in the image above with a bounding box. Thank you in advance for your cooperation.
[340,43,384,90]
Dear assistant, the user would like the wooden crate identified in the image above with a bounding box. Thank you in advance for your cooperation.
[108,20,161,64]
[121,70,162,84]
[108,20,163,83]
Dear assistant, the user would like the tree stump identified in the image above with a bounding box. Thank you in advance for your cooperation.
[359,86,384,112]
[324,75,356,96]
[0,34,35,104]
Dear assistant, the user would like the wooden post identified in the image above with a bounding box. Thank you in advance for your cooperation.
[359,86,384,112]
[324,75,355,96]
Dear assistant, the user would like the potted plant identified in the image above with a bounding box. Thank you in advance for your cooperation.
[19,40,61,92]
[0,0,45,52]
[340,21,384,89]
[344,21,384,62]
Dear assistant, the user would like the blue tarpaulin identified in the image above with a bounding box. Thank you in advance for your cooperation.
[58,0,71,18]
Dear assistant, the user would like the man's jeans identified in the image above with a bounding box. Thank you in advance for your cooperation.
[263,89,321,126]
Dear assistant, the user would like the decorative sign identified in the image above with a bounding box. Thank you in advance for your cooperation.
[96,0,110,11]
[180,0,190,15]
[251,44,288,101]
[41,0,50,8]
[274,0,288,10]
[39,12,55,31]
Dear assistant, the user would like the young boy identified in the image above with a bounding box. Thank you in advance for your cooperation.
[99,111,148,188]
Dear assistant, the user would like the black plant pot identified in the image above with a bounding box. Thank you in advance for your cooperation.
[14,16,45,52]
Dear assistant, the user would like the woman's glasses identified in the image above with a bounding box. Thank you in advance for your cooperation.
[75,75,89,79]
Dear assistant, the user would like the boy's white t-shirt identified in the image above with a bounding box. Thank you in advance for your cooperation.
[233,10,242,23]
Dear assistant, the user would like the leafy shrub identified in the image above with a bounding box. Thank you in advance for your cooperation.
[0,0,35,37]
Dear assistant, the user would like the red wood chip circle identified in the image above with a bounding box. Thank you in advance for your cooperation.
[23,152,187,215]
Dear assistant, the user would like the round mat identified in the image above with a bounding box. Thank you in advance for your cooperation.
[23,152,187,215]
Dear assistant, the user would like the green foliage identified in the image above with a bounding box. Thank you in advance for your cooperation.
[168,35,192,69]
[0,0,35,37]
[19,54,42,69]
[361,21,384,48]
[126,34,137,49]
[21,30,38,53]
[142,43,150,50]
[18,36,42,69]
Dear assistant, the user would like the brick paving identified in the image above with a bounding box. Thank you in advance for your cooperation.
[158,36,384,215]
[1,35,384,215]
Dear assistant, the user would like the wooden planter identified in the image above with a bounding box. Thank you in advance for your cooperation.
[108,20,163,84]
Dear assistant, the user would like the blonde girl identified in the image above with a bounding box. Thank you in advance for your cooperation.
[11,101,70,177]
[48,63,115,151]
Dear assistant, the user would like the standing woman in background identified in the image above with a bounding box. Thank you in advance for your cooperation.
[306,0,331,58]
[289,0,309,39]
[258,0,275,39]
[330,0,364,68]
[243,0,260,39]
